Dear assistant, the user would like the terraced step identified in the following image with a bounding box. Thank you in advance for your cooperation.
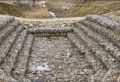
[73,22,120,82]
[0,25,23,63]
[0,16,15,30]
[74,22,120,61]
[11,34,34,80]
[67,33,106,72]
[73,26,119,69]
[118,75,120,82]
[80,19,120,48]
[0,68,16,82]
[0,21,19,45]
[86,15,120,31]
[101,68,120,82]
[67,33,108,82]
[27,27,73,34]
[1,29,27,76]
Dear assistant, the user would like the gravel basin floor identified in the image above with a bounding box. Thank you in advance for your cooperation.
[25,36,91,82]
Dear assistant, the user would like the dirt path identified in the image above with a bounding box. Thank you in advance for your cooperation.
[15,16,86,24]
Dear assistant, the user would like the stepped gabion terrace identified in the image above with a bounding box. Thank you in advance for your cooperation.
[0,15,120,82]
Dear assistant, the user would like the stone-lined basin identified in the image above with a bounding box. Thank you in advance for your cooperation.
[23,27,91,82]
[25,36,89,82]
[0,15,120,82]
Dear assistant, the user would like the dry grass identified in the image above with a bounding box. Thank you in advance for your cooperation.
[49,1,120,17]
[0,2,29,16]
[0,2,50,19]
[63,1,120,17]
[22,8,50,18]
[113,11,120,16]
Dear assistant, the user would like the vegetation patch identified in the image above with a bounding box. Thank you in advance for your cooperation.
[0,2,29,17]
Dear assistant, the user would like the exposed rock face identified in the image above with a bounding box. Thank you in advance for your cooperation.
[0,15,120,82]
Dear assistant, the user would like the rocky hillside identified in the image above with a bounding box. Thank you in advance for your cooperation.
[0,15,120,82]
